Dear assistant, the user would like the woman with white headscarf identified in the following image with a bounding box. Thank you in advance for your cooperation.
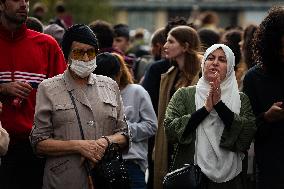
[163,44,256,188]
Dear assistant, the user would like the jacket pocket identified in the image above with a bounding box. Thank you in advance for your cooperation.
[49,159,70,175]
[98,85,118,118]
[53,103,75,123]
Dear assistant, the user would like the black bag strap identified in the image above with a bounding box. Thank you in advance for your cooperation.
[68,91,86,140]
[68,91,94,187]
[169,144,180,172]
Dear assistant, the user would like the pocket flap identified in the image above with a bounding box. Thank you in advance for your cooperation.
[54,104,74,110]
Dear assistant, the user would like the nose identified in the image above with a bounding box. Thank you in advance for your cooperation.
[82,52,90,62]
[212,58,219,66]
[19,0,29,9]
[163,42,168,49]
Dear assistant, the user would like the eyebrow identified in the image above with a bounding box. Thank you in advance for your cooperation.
[72,48,95,51]
[208,54,226,59]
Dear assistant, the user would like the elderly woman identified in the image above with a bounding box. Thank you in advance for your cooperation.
[30,24,129,189]
[164,44,256,188]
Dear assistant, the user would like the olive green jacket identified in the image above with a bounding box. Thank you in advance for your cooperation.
[164,86,256,173]
[153,67,200,189]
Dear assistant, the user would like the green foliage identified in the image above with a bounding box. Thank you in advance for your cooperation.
[65,0,114,24]
[29,0,114,25]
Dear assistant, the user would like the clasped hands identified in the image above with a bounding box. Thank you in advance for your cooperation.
[78,138,109,166]
[205,72,221,112]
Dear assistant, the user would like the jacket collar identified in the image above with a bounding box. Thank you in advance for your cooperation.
[63,68,95,91]
[0,23,27,41]
[63,69,95,110]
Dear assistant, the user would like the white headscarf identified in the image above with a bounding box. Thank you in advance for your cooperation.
[194,44,243,183]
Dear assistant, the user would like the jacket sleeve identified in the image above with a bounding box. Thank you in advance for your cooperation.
[126,87,157,142]
[113,82,130,148]
[47,38,67,78]
[30,81,54,153]
[219,93,256,152]
[164,87,196,145]
[141,63,160,114]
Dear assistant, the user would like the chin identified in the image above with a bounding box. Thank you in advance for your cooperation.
[204,76,214,82]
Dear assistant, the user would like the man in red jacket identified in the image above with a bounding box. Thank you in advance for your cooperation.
[0,0,66,188]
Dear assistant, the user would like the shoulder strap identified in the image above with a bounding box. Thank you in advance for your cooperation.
[68,90,96,189]
[68,91,86,140]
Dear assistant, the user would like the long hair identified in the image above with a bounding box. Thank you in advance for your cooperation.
[243,24,258,69]
[168,26,201,87]
[221,29,243,70]
[112,53,134,89]
[253,6,284,74]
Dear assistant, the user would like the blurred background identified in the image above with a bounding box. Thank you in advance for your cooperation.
[29,0,283,33]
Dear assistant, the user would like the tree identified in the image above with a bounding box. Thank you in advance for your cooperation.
[30,0,114,25]
[65,0,114,24]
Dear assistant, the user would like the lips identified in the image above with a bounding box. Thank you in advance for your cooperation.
[17,10,28,16]
[209,68,219,73]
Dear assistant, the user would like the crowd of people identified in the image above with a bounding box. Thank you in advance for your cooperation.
[0,0,283,189]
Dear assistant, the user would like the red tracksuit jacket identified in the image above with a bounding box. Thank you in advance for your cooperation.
[0,23,66,143]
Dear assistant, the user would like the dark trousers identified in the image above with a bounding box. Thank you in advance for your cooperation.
[255,164,284,189]
[146,136,155,189]
[0,140,45,189]
[126,161,146,189]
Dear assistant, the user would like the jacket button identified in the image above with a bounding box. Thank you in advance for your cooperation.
[87,121,95,127]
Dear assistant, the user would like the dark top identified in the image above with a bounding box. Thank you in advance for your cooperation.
[243,63,284,187]
[183,101,234,137]
[142,59,171,114]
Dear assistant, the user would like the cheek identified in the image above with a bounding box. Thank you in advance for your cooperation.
[203,67,213,82]
[169,47,183,58]
[220,66,227,81]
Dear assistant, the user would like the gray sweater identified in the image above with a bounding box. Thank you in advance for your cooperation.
[121,84,157,172]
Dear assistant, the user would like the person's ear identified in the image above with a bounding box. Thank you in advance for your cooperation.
[183,42,189,52]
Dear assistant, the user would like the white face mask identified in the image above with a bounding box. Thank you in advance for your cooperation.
[70,58,97,78]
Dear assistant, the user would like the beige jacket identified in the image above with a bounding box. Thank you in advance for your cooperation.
[30,70,128,189]
[154,66,199,189]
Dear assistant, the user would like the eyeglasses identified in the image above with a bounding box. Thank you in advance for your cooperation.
[72,49,96,60]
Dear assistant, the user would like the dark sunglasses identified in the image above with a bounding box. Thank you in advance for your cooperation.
[72,49,96,60]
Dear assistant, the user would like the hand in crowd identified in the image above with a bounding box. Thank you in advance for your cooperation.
[77,139,108,165]
[0,81,33,99]
[264,102,284,123]
[205,72,221,112]
[205,85,214,112]
[211,72,221,105]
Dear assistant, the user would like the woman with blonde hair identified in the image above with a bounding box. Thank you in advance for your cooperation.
[154,25,202,189]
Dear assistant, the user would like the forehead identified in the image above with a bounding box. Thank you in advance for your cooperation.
[3,0,29,4]
[71,41,94,50]
[114,36,128,42]
[167,34,176,40]
[208,48,226,57]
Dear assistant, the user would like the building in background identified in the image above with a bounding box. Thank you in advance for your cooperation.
[111,0,283,32]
